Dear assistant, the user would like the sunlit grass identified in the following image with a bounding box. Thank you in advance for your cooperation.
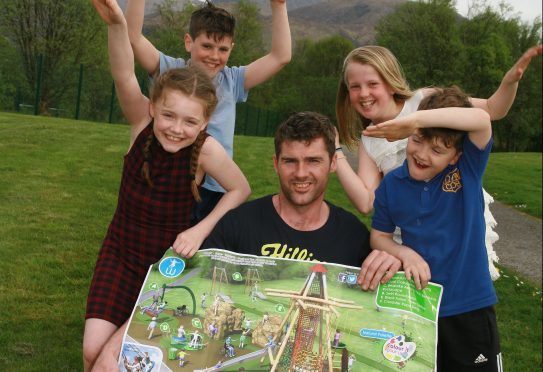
[0,112,540,371]
[484,152,542,218]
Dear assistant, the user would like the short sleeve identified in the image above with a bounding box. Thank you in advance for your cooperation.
[201,210,239,252]
[371,181,396,233]
[220,65,248,103]
[159,53,187,74]
[459,135,493,180]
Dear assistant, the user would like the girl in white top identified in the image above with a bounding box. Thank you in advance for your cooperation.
[335,45,542,280]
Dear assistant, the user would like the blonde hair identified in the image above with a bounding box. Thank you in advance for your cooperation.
[336,46,414,149]
[143,66,218,201]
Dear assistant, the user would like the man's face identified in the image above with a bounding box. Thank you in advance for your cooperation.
[406,130,461,181]
[274,138,336,208]
[184,33,233,78]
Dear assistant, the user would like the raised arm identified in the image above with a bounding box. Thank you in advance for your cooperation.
[172,137,251,257]
[125,0,161,75]
[364,107,491,150]
[243,0,291,90]
[334,131,380,214]
[93,0,151,136]
[471,44,542,120]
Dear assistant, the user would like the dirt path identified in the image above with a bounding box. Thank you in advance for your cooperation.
[489,202,542,284]
[343,148,542,285]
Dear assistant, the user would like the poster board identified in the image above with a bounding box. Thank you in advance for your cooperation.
[118,248,442,371]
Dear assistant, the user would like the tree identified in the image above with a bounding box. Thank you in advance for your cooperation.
[375,0,542,151]
[249,35,355,119]
[375,0,465,88]
[458,2,542,151]
[0,36,26,111]
[0,0,105,114]
[229,0,265,67]
[148,0,196,58]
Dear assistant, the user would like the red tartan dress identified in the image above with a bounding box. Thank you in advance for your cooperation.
[86,123,201,326]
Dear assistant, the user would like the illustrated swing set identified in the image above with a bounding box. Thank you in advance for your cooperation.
[209,266,229,297]
[245,267,261,294]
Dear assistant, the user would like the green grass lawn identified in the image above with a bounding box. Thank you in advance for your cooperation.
[0,112,540,371]
[484,152,542,218]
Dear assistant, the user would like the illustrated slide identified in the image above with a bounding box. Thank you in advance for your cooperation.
[118,248,442,371]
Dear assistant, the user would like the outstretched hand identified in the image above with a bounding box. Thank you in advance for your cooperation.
[398,247,431,290]
[503,44,542,84]
[92,0,124,25]
[357,250,402,291]
[172,226,206,258]
[363,114,416,142]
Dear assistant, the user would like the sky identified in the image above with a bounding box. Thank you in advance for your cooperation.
[455,0,542,23]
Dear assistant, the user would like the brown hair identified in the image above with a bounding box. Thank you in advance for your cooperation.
[417,86,472,152]
[189,1,236,41]
[143,66,218,201]
[274,112,336,159]
[336,46,414,149]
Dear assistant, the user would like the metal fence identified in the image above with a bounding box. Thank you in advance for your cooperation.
[13,96,285,138]
[8,55,286,138]
[234,104,289,137]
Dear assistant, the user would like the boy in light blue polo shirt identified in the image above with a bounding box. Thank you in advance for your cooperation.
[366,86,501,372]
[126,0,291,223]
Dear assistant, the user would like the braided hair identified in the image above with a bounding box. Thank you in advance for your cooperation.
[189,131,208,202]
[143,66,218,201]
[141,130,155,188]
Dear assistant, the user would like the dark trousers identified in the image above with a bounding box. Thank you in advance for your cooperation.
[190,186,224,226]
[437,306,502,371]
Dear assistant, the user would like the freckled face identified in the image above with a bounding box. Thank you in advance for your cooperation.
[274,138,336,208]
[185,33,233,78]
[345,62,400,124]
[406,130,461,181]
[150,89,207,153]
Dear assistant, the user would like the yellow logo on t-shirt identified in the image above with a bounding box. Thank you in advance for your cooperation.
[442,168,462,193]
[261,243,318,261]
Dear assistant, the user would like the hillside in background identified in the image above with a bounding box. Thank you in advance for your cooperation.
[117,0,408,45]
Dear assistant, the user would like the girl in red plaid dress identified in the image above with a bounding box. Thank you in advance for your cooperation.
[85,1,251,370]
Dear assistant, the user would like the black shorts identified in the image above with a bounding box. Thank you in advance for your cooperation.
[437,306,502,371]
[190,186,224,226]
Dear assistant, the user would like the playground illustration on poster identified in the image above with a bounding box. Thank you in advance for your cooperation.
[119,248,442,371]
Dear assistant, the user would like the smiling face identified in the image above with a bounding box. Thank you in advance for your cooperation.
[345,62,400,124]
[185,33,233,78]
[406,130,461,181]
[274,137,336,208]
[150,89,207,153]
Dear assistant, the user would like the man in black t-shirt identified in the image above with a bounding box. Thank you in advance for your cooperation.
[203,112,400,290]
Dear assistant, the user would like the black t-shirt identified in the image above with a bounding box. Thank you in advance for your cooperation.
[202,195,370,267]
